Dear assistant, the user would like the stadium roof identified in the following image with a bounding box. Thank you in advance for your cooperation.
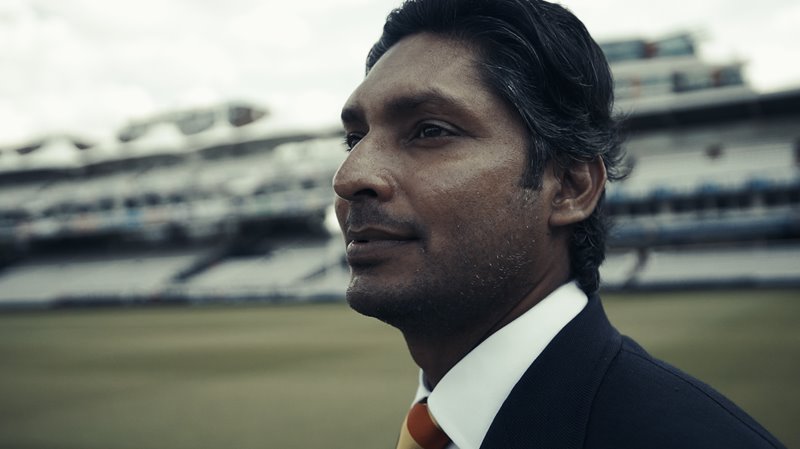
[621,86,800,132]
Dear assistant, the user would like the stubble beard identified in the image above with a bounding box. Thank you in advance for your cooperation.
[345,223,538,340]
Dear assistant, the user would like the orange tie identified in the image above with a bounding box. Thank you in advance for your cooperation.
[396,399,451,449]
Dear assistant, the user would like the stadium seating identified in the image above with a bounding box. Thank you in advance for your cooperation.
[0,98,797,308]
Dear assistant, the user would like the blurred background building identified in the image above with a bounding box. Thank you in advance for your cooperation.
[0,33,798,308]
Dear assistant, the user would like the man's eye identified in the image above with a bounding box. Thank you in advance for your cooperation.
[344,133,363,151]
[416,124,453,139]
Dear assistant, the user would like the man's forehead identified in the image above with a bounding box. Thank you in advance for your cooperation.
[342,33,487,124]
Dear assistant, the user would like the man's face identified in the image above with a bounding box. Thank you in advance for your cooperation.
[334,33,560,336]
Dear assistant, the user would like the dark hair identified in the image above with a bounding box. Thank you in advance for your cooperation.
[366,0,627,294]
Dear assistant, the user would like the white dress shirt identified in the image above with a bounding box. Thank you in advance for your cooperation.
[411,282,588,449]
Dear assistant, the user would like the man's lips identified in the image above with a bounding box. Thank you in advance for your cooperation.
[346,227,416,244]
[344,227,419,264]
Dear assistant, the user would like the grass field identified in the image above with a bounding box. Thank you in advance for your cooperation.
[1,290,798,449]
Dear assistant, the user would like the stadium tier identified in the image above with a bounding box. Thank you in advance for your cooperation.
[615,244,800,290]
[0,249,205,307]
[2,241,797,308]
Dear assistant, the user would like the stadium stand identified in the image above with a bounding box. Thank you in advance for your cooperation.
[0,34,799,308]
[619,244,800,289]
[608,142,800,246]
[185,240,331,291]
[0,249,205,308]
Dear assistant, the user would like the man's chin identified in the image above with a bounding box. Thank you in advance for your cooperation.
[345,285,423,330]
[346,288,400,322]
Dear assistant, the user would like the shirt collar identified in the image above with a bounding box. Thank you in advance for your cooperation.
[412,281,588,449]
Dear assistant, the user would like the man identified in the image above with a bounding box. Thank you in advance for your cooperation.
[333,0,786,448]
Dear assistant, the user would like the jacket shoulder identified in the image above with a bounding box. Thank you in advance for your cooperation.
[585,336,786,449]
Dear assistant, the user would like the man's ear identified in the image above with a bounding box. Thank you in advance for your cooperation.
[549,157,607,227]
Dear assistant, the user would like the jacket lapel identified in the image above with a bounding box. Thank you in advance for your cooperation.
[480,296,622,449]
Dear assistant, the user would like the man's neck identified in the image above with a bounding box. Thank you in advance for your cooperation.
[403,272,570,388]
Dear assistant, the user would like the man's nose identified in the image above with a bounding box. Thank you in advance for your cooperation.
[333,138,394,202]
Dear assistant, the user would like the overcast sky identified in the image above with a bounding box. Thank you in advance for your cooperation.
[1,0,798,146]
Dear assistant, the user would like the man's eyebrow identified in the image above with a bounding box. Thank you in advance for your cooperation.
[341,88,474,126]
[384,89,472,116]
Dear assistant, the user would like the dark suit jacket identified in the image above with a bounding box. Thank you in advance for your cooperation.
[480,295,786,449]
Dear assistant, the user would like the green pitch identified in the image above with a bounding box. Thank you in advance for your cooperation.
[0,290,798,449]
